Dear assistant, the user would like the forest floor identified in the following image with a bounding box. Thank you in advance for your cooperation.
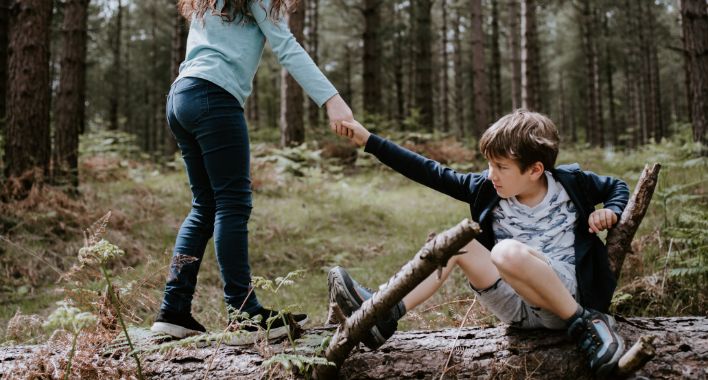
[0,129,705,345]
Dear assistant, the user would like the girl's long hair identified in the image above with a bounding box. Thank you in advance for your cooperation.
[177,0,291,23]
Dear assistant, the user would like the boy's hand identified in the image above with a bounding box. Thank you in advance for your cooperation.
[338,120,371,147]
[588,209,618,234]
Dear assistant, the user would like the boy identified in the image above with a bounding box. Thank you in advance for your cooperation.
[329,109,629,377]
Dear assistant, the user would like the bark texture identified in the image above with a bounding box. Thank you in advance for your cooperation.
[3,0,53,184]
[0,0,9,126]
[0,317,704,379]
[362,0,382,117]
[607,163,661,279]
[470,0,489,137]
[280,2,306,147]
[53,0,90,190]
[165,0,188,156]
[680,0,708,149]
[520,0,540,111]
[414,0,433,130]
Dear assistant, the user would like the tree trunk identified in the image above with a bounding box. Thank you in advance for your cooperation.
[248,74,260,127]
[452,6,464,137]
[2,317,703,379]
[415,0,433,130]
[108,0,122,131]
[393,3,404,128]
[580,0,602,146]
[558,71,569,141]
[53,0,90,191]
[440,0,449,132]
[3,0,53,190]
[490,0,502,120]
[520,0,540,111]
[306,0,319,128]
[122,2,131,137]
[166,1,187,157]
[509,0,522,110]
[680,0,708,149]
[470,0,489,137]
[592,7,604,147]
[0,0,9,130]
[280,1,306,147]
[406,0,416,122]
[362,0,382,117]
[602,12,618,147]
[150,1,162,154]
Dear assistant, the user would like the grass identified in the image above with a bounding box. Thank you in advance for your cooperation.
[0,130,705,346]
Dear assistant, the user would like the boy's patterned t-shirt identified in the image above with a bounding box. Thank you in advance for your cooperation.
[492,171,578,265]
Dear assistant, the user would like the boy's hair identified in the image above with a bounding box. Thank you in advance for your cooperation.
[479,109,560,172]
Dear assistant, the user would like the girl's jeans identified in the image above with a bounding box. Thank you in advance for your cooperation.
[160,77,261,315]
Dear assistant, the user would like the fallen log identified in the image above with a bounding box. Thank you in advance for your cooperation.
[0,317,704,379]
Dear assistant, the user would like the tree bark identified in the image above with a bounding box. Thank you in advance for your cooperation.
[165,0,187,157]
[509,0,522,110]
[470,0,489,137]
[580,0,602,146]
[3,0,53,189]
[108,0,122,131]
[306,0,319,128]
[440,0,449,132]
[520,0,540,111]
[362,0,382,117]
[607,163,661,279]
[602,12,618,147]
[53,0,90,191]
[280,2,306,147]
[490,0,502,120]
[1,317,704,379]
[0,0,9,129]
[414,0,433,130]
[452,6,464,137]
[393,3,404,128]
[680,0,708,150]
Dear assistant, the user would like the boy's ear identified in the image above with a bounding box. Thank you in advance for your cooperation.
[530,161,545,178]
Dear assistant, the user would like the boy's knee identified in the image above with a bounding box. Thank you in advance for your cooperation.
[490,239,529,274]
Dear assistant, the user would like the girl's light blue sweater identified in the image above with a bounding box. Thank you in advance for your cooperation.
[177,0,338,108]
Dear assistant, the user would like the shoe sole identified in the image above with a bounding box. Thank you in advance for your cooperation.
[151,322,204,339]
[328,267,385,350]
[596,315,625,377]
[224,316,309,346]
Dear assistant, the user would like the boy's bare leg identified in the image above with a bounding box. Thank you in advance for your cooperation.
[490,239,577,319]
[402,240,500,311]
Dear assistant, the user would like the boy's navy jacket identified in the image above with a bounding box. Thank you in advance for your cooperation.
[365,134,630,313]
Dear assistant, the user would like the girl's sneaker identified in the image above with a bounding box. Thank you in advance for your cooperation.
[151,309,206,338]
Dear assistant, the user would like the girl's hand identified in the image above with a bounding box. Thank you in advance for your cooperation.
[588,209,618,233]
[340,120,371,147]
[325,94,353,135]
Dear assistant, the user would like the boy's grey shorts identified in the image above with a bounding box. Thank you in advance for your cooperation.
[470,259,577,330]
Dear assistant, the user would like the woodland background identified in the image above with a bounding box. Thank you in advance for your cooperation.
[0,1,705,376]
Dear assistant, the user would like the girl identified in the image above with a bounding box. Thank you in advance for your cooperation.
[151,0,353,342]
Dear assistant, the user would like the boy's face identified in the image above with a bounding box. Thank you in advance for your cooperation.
[486,156,543,199]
